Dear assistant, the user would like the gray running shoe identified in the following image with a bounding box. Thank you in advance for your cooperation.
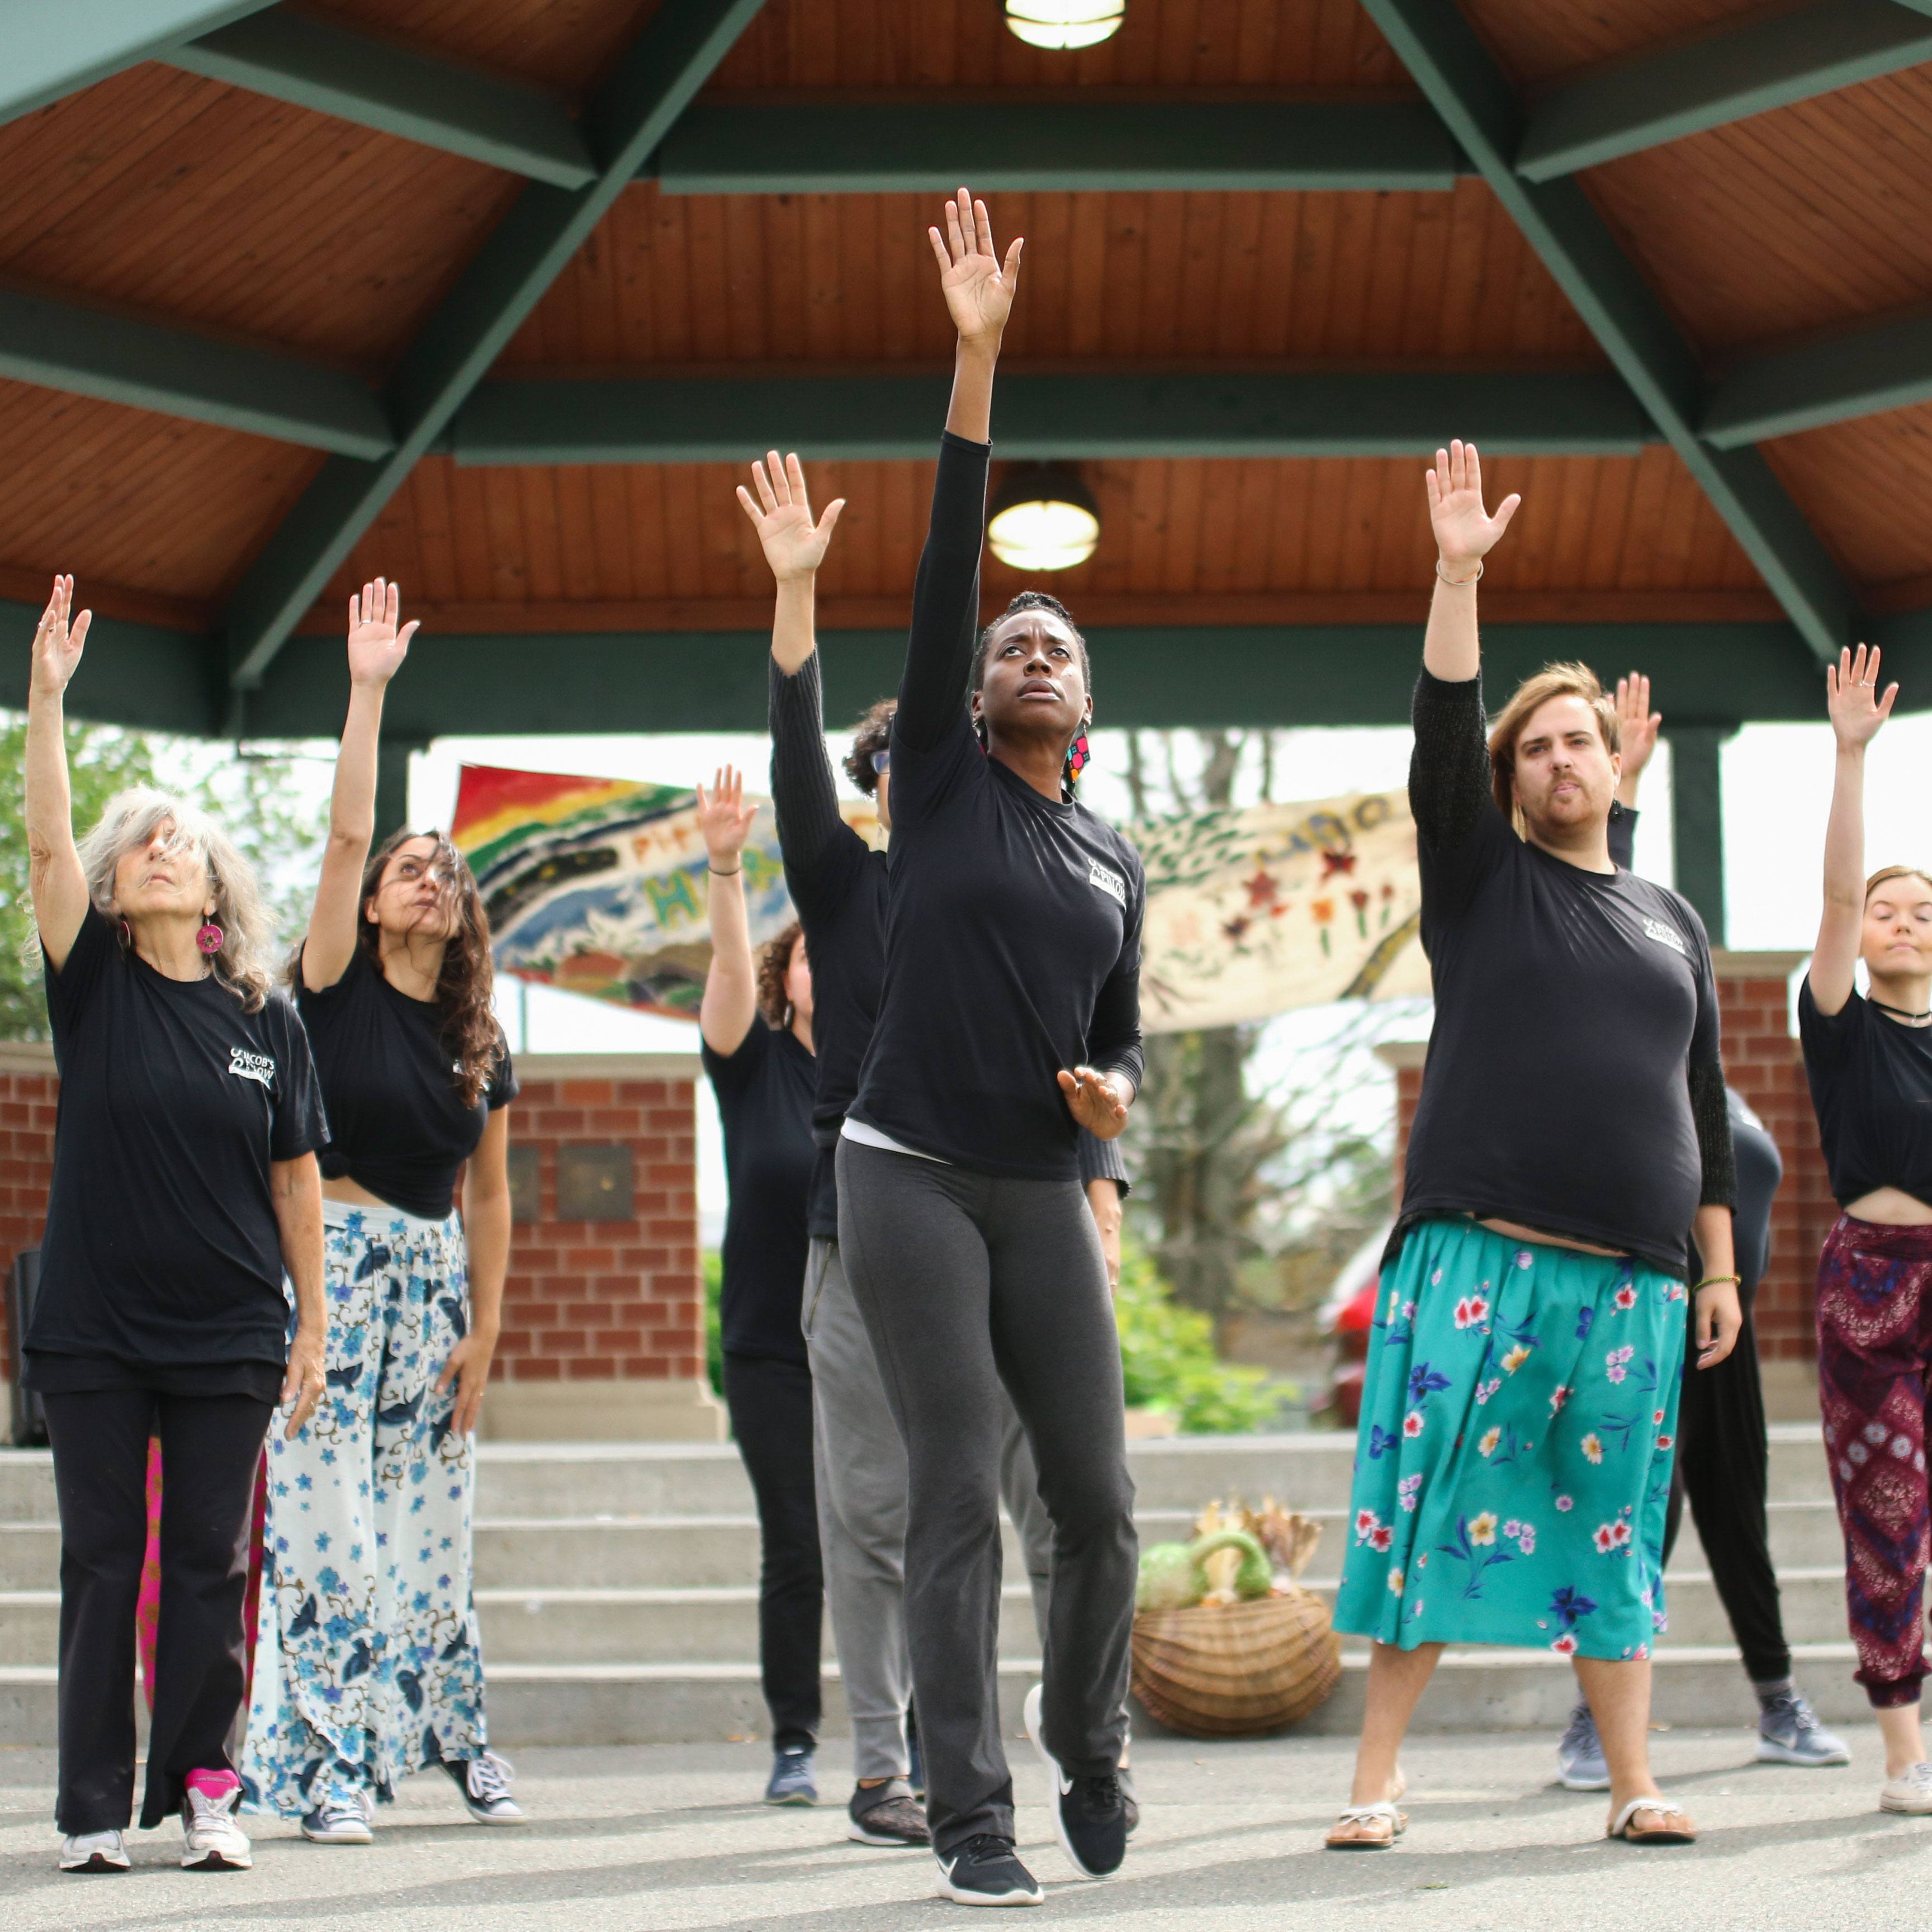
[848,1778,930,1846]
[1556,1698,1611,1792]
[764,1746,818,1806]
[1756,1688,1852,1767]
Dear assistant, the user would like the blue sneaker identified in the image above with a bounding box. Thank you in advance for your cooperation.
[1756,1687,1851,1767]
[765,1747,818,1805]
[1556,1699,1611,1792]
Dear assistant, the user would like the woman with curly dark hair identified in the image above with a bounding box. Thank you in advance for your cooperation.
[697,763,824,1806]
[242,580,523,1844]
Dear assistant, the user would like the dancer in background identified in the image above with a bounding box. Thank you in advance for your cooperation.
[697,765,824,1807]
[1797,645,1932,1815]
[244,580,524,1844]
[22,576,327,1875]
[835,192,1142,1906]
[1551,675,1846,1790]
[1327,446,1740,1853]
[742,452,1138,1853]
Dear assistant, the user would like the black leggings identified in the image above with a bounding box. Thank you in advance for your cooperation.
[722,1352,822,1753]
[1661,1288,1791,1684]
[42,1388,272,1832]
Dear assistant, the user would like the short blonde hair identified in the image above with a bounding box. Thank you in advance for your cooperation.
[1486,661,1620,821]
[76,788,274,1010]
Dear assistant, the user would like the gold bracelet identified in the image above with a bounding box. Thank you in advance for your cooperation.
[1435,558,1483,586]
[1692,1273,1741,1291]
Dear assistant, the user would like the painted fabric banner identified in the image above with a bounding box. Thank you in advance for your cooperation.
[451,764,880,1021]
[1135,789,1427,1033]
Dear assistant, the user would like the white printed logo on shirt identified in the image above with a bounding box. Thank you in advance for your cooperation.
[228,1046,276,1089]
[1640,916,1687,958]
[1088,859,1128,908]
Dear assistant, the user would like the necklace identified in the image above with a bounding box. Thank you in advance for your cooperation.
[1872,999,1932,1025]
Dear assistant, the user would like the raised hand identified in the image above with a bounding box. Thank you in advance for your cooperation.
[346,576,419,688]
[695,764,759,868]
[1425,440,1521,572]
[736,451,845,583]
[29,575,91,701]
[1826,643,1897,749]
[1615,673,1663,782]
[1058,1064,1130,1141]
[929,187,1024,345]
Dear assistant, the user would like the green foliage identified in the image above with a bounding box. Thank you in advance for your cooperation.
[1114,1233,1282,1434]
[702,1247,724,1396]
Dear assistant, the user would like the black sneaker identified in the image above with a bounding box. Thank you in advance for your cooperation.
[1118,1765,1140,1836]
[935,1834,1044,1905]
[444,1753,526,1824]
[1022,1683,1126,1879]
[848,1778,930,1846]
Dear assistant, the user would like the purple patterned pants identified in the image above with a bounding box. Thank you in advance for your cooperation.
[1816,1214,1932,1707]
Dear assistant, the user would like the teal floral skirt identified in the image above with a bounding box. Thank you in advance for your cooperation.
[1334,1218,1685,1661]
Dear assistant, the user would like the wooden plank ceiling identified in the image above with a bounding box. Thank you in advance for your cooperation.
[0,0,1926,660]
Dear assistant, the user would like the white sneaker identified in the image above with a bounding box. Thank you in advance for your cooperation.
[182,1782,253,1870]
[1879,1761,1932,1815]
[60,1829,130,1873]
[301,1791,375,1844]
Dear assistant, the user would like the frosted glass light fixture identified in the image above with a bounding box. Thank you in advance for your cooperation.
[987,466,1101,572]
[1004,0,1126,52]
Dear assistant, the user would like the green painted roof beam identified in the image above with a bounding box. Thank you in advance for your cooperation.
[0,0,278,130]
[451,370,1655,465]
[220,0,771,700]
[652,98,1469,195]
[1357,0,1858,665]
[0,287,393,456]
[1704,304,1932,446]
[164,8,596,190]
[1517,0,1932,181]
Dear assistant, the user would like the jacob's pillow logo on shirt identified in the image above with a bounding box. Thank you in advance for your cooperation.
[1640,916,1687,958]
[228,1046,276,1089]
[1088,859,1128,908]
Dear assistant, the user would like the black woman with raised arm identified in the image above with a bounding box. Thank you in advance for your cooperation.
[832,191,1142,1909]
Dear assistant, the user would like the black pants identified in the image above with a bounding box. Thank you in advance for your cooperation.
[837,1139,1137,1856]
[722,1352,822,1753]
[1661,1287,1791,1684]
[42,1389,273,1832]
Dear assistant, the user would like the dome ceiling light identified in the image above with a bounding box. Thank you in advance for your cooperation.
[1003,0,1126,52]
[986,465,1101,572]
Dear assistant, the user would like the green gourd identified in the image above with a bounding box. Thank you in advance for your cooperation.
[1188,1528,1273,1601]
[1135,1542,1202,1612]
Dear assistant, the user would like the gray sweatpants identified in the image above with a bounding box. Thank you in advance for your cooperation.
[836,1138,1137,1855]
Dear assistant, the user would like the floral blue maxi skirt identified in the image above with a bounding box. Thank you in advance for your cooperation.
[241,1200,487,1816]
[1334,1218,1685,1661]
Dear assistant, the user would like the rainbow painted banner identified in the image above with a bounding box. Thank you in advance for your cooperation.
[451,763,880,1021]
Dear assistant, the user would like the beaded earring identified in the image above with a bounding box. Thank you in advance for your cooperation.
[1063,730,1091,787]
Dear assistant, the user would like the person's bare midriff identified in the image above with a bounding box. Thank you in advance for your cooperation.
[321,1176,390,1210]
[1477,1216,1627,1259]
[1844,1187,1932,1228]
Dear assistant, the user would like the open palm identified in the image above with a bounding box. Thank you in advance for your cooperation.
[1826,643,1897,749]
[736,451,844,583]
[1426,439,1520,569]
[346,576,419,687]
[29,574,91,700]
[695,765,759,866]
[929,187,1023,344]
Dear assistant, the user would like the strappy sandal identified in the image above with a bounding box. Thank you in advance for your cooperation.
[1607,1796,1696,1845]
[1325,1801,1408,1850]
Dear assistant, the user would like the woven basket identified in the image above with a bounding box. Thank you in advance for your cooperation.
[1130,1590,1341,1738]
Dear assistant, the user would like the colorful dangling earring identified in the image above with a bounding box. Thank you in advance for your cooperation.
[196,921,224,955]
[1064,730,1091,785]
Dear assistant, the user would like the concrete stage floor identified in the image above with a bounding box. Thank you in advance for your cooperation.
[4,1723,1928,1930]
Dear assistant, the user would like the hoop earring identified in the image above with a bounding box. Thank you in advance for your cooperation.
[117,917,132,947]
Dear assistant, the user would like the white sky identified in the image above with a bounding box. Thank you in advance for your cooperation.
[408,710,1932,1240]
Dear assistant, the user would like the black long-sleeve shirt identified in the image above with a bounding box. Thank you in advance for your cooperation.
[844,432,1145,1180]
[1396,670,1733,1277]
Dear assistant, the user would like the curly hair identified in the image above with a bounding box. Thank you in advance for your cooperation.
[844,699,896,796]
[356,828,501,1106]
[755,921,803,1029]
[974,590,1091,691]
[76,788,274,1010]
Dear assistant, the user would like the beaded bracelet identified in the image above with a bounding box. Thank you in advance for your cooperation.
[1691,1273,1741,1291]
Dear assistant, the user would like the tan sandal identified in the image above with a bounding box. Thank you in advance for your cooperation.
[1607,1797,1696,1844]
[1325,1801,1408,1850]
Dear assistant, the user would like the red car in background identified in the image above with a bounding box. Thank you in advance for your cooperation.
[1315,1221,1391,1430]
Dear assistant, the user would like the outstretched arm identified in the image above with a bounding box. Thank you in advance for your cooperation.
[931,187,1022,444]
[1421,440,1519,685]
[24,576,94,972]
[1811,644,1897,1016]
[697,765,761,1058]
[302,579,420,992]
[738,449,844,678]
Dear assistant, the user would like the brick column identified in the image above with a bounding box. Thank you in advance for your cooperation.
[0,1043,58,1442]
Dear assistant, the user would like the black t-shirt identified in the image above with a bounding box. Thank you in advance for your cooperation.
[26,907,328,1380]
[702,1017,817,1362]
[1798,979,1932,1211]
[847,433,1145,1180]
[296,945,518,1220]
[1398,671,1731,1277]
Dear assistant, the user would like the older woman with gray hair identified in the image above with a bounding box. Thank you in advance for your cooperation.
[22,576,328,1878]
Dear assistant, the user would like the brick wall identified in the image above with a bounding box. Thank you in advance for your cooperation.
[1376,950,1830,1367]
[0,1044,58,1400]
